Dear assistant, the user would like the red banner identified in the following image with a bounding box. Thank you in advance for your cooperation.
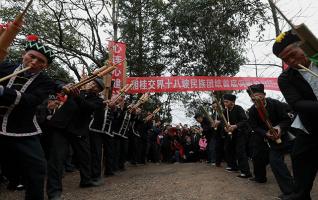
[108,41,127,94]
[126,76,279,93]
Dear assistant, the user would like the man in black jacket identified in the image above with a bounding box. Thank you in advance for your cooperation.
[89,86,115,181]
[222,94,251,178]
[111,99,128,170]
[0,38,55,200]
[128,108,143,165]
[274,30,318,200]
[46,79,104,200]
[247,84,294,199]
[211,101,224,167]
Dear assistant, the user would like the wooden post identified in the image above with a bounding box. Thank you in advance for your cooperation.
[104,73,112,100]
[104,48,113,100]
[122,60,127,87]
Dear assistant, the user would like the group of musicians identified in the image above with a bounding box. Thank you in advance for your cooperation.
[195,86,295,200]
[195,30,318,200]
[0,37,157,200]
[0,28,317,200]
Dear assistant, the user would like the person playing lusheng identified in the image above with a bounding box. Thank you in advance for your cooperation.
[222,94,252,178]
[0,35,55,200]
[274,30,318,200]
[46,78,105,200]
[247,83,294,200]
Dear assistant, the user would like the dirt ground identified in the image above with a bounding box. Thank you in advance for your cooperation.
[1,161,318,200]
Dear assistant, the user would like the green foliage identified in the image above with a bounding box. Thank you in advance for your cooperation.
[119,0,171,77]
[166,0,267,76]
[119,0,173,122]
[165,0,267,117]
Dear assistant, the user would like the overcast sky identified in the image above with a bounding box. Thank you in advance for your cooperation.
[170,0,318,125]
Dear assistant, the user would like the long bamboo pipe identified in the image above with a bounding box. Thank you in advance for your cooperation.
[63,65,117,93]
[144,107,160,121]
[128,93,149,112]
[0,66,31,83]
[110,83,133,104]
[298,64,318,78]
[0,0,34,62]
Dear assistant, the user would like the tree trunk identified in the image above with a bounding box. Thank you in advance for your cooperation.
[268,0,280,36]
[269,0,283,71]
[137,0,143,72]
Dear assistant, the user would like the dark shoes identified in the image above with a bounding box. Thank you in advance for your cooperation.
[237,173,252,178]
[79,179,104,188]
[65,167,77,173]
[118,167,126,172]
[49,196,62,200]
[225,167,239,173]
[249,177,267,183]
[7,183,25,191]
[130,162,137,166]
[91,178,104,186]
[278,193,295,200]
[104,172,115,177]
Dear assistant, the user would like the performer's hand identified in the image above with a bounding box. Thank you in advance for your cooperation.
[229,125,237,132]
[212,120,220,128]
[224,126,230,133]
[266,127,281,141]
[104,99,114,108]
[103,99,110,104]
[135,108,142,114]
[265,131,275,140]
[63,84,80,96]
[273,126,281,140]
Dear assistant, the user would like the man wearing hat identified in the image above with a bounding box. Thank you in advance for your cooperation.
[0,36,55,200]
[247,84,294,199]
[46,77,105,200]
[222,94,251,178]
[274,30,318,200]
[88,79,117,183]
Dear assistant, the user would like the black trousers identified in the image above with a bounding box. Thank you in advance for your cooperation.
[113,136,128,170]
[113,136,120,171]
[46,129,91,199]
[146,140,160,163]
[251,134,269,181]
[224,133,251,175]
[129,135,141,164]
[103,135,115,175]
[214,135,224,165]
[290,134,318,200]
[138,138,147,164]
[251,133,294,195]
[119,138,128,169]
[89,131,114,179]
[0,135,46,200]
[270,149,294,195]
